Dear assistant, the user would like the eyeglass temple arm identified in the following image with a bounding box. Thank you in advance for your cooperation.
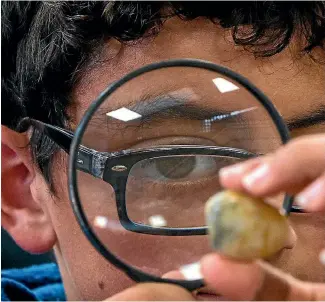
[18,117,74,154]
[17,118,107,177]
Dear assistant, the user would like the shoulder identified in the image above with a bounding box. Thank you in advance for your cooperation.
[1,263,66,301]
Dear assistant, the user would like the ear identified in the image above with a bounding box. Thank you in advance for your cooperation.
[1,125,57,254]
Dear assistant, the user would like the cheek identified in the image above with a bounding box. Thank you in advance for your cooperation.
[77,172,211,276]
[48,171,135,300]
[49,170,210,299]
[270,212,325,282]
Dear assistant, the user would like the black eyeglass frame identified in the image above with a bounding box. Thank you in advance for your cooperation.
[97,145,258,235]
[18,119,266,235]
[17,58,303,291]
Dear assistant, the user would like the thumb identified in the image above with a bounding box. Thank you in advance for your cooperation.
[106,283,195,301]
[200,253,325,301]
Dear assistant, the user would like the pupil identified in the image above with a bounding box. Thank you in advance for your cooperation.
[155,156,196,179]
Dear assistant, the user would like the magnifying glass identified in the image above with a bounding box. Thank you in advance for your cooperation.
[68,59,296,291]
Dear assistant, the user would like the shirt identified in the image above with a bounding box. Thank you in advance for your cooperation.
[1,263,66,301]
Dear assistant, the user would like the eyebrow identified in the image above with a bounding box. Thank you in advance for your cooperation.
[287,105,325,130]
[104,92,253,125]
[99,92,325,132]
[131,96,325,131]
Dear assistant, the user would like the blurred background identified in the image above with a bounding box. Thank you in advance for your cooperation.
[1,228,54,269]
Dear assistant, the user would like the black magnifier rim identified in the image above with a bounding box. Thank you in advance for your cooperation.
[68,58,293,291]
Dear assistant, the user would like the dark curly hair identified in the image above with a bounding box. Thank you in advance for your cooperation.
[2,1,325,188]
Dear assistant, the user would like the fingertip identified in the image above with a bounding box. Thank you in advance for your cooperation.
[218,166,241,186]
[201,253,221,270]
[219,166,248,191]
[241,163,270,193]
[295,175,325,212]
[200,254,260,300]
[219,159,264,191]
[200,254,224,286]
[200,253,230,281]
[107,283,194,301]
[162,270,185,280]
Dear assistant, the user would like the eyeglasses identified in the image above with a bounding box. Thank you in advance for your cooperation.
[19,117,304,230]
[18,59,304,291]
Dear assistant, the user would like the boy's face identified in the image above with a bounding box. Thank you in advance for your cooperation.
[7,18,325,300]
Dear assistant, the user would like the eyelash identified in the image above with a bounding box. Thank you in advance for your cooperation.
[128,161,221,193]
[132,175,220,197]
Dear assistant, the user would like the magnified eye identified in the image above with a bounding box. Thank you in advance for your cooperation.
[126,154,243,228]
[155,156,196,179]
[137,155,220,183]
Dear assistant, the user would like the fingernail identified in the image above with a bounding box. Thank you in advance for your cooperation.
[179,262,202,280]
[296,179,323,208]
[242,164,270,190]
[319,249,325,266]
[219,164,245,179]
[295,195,309,207]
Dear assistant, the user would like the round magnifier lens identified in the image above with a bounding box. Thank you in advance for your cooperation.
[69,60,289,285]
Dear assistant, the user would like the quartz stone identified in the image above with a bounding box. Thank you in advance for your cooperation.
[205,190,290,261]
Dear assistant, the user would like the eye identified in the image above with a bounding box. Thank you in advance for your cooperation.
[136,155,220,183]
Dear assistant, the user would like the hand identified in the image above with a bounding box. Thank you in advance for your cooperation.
[106,134,325,301]
[106,283,195,301]
[200,134,325,300]
[219,134,325,211]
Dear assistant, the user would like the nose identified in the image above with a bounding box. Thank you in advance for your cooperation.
[284,226,297,249]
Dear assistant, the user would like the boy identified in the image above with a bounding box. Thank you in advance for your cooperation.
[2,2,324,300]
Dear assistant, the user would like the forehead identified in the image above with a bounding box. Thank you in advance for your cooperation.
[73,17,325,127]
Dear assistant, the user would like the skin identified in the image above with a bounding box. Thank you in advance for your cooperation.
[2,18,325,300]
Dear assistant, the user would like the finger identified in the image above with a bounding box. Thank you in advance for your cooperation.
[200,253,325,301]
[163,269,220,300]
[219,157,263,191]
[296,173,325,212]
[106,283,195,301]
[162,270,184,280]
[221,135,325,197]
